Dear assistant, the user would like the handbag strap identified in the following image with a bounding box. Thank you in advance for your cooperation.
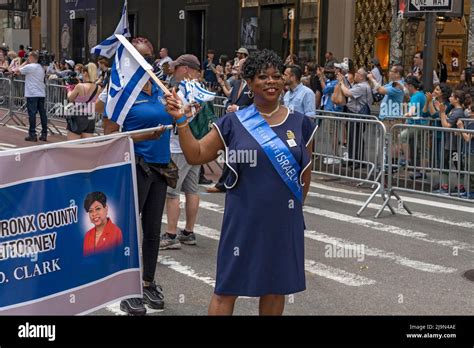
[86,85,99,104]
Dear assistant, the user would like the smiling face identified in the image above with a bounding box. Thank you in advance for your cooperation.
[248,65,284,103]
[88,201,108,229]
[225,61,233,74]
[449,93,460,107]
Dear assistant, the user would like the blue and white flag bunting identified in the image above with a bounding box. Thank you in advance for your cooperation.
[105,44,151,126]
[91,0,130,58]
[177,80,216,106]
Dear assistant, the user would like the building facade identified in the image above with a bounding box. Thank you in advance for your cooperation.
[46,0,472,86]
[351,0,471,84]
[49,0,325,66]
[0,0,32,52]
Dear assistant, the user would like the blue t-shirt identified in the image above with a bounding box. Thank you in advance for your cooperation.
[108,85,173,164]
[322,79,344,112]
[379,80,405,120]
[406,91,427,125]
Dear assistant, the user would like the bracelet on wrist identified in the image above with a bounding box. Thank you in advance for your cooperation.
[176,115,187,125]
[177,121,189,129]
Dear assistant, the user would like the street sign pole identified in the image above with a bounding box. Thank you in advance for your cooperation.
[423,11,437,92]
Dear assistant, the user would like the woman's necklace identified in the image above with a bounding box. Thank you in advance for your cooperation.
[259,105,280,118]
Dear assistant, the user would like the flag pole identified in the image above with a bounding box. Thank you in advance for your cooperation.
[115,34,172,97]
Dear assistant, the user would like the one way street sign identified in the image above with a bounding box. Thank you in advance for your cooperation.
[408,0,453,12]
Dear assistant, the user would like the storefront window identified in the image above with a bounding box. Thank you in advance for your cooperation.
[374,31,390,70]
[298,0,320,65]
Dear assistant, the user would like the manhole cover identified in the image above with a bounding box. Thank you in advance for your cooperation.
[463,270,474,281]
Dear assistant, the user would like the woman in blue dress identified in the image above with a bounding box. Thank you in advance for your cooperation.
[166,49,317,315]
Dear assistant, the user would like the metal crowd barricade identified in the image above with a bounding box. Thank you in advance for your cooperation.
[0,77,14,126]
[312,111,393,217]
[213,96,227,106]
[213,104,227,118]
[45,83,69,135]
[1,78,64,135]
[7,78,27,126]
[377,120,474,216]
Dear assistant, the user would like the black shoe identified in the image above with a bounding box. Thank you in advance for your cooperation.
[143,282,165,310]
[25,135,37,142]
[199,176,213,185]
[120,298,147,316]
[39,135,47,142]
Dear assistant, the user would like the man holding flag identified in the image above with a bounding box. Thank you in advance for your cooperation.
[160,54,217,250]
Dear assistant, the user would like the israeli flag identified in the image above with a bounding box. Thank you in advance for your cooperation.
[91,0,130,58]
[177,80,193,106]
[177,80,216,105]
[105,44,151,126]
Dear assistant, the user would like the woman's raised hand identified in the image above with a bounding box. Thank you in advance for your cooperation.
[165,88,185,120]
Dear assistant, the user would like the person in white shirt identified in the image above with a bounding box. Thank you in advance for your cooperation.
[14,51,48,142]
[161,54,202,250]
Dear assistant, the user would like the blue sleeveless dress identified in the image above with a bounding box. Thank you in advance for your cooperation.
[213,108,317,297]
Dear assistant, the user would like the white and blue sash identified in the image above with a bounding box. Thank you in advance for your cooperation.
[235,105,303,202]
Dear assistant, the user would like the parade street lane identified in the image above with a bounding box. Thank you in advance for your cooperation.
[0,119,67,151]
[98,176,473,316]
[2,121,472,316]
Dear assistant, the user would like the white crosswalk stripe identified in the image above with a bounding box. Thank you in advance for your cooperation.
[308,191,474,229]
[5,125,29,134]
[304,260,376,286]
[304,230,456,274]
[159,255,216,287]
[302,206,474,253]
[311,182,474,213]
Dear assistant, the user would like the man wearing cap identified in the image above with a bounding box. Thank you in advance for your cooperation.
[49,58,75,79]
[236,47,249,61]
[13,51,48,142]
[161,54,205,250]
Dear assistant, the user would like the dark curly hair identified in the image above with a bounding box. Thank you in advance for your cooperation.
[242,49,285,80]
[437,83,452,103]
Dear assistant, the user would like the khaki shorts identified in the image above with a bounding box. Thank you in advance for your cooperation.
[167,153,200,198]
[382,119,403,133]
[399,128,417,143]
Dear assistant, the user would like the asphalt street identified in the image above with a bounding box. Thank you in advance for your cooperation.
[1,119,473,316]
